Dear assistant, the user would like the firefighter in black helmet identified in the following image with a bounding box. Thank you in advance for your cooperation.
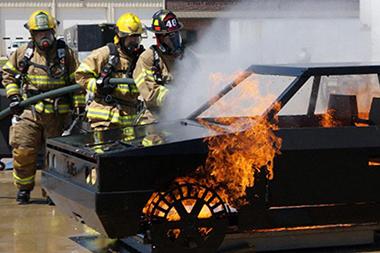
[147,9,184,57]
[133,9,184,122]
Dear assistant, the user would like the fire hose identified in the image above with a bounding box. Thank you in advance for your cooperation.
[0,78,136,121]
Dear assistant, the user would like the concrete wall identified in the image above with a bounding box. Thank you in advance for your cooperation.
[181,0,370,66]
[177,0,371,64]
[221,0,370,64]
[361,0,380,61]
[229,18,370,64]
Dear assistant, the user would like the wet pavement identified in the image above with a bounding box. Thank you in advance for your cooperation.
[0,170,116,253]
[2,169,380,253]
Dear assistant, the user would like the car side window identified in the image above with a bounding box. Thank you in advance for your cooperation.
[316,74,380,115]
[278,77,315,116]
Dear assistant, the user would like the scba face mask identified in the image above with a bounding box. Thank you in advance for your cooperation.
[120,35,143,57]
[33,30,55,50]
[159,31,184,57]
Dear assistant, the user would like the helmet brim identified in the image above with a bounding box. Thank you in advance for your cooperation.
[145,22,184,34]
[118,31,143,38]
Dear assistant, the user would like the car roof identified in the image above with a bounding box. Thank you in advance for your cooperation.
[248,62,380,76]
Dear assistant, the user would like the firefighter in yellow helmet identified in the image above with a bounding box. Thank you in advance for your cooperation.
[75,13,146,130]
[133,10,184,118]
[2,10,85,204]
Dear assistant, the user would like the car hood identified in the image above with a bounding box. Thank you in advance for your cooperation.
[46,119,229,157]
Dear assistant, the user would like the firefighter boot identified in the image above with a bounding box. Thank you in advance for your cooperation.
[16,189,31,204]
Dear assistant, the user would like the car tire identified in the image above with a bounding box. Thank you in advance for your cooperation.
[145,182,229,253]
[0,161,5,171]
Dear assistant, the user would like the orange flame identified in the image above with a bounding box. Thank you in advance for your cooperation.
[143,71,282,217]
[196,113,281,207]
[194,72,282,207]
[197,72,281,206]
[142,182,223,239]
[320,109,338,128]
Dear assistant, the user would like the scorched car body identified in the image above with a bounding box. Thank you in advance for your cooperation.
[42,63,380,252]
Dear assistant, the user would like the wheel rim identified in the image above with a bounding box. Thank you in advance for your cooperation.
[145,183,229,253]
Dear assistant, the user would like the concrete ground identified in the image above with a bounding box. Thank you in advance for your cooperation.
[2,169,380,253]
[0,170,116,253]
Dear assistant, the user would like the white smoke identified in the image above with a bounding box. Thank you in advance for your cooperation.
[162,0,371,120]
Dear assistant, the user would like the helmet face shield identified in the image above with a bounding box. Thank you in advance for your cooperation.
[120,34,142,57]
[160,31,183,56]
[127,34,142,44]
[157,31,183,56]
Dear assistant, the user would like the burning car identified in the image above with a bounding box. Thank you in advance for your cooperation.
[42,63,380,252]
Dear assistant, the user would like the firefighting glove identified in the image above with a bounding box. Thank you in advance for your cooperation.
[74,106,86,117]
[9,94,23,115]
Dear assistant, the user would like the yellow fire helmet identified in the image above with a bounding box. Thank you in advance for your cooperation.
[25,10,57,31]
[114,13,144,44]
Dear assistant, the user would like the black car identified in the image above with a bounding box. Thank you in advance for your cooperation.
[42,63,380,253]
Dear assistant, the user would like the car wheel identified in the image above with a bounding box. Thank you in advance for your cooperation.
[144,182,229,253]
[0,161,5,171]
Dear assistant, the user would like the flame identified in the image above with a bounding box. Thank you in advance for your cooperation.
[320,109,338,128]
[369,161,380,166]
[368,158,380,167]
[358,112,369,120]
[195,72,282,207]
[205,71,278,117]
[165,197,215,238]
[196,114,281,207]
[199,227,213,236]
[144,71,282,220]
[167,228,181,239]
[143,182,221,240]
[142,180,217,218]
[254,224,353,233]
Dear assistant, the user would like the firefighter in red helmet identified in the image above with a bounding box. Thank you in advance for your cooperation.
[133,10,184,122]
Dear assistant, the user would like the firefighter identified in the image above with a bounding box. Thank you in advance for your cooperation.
[133,9,184,119]
[2,10,84,204]
[75,13,145,130]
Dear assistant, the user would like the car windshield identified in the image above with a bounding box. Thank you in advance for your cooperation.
[199,73,297,118]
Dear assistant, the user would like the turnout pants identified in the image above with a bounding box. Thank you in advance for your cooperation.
[9,109,68,190]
